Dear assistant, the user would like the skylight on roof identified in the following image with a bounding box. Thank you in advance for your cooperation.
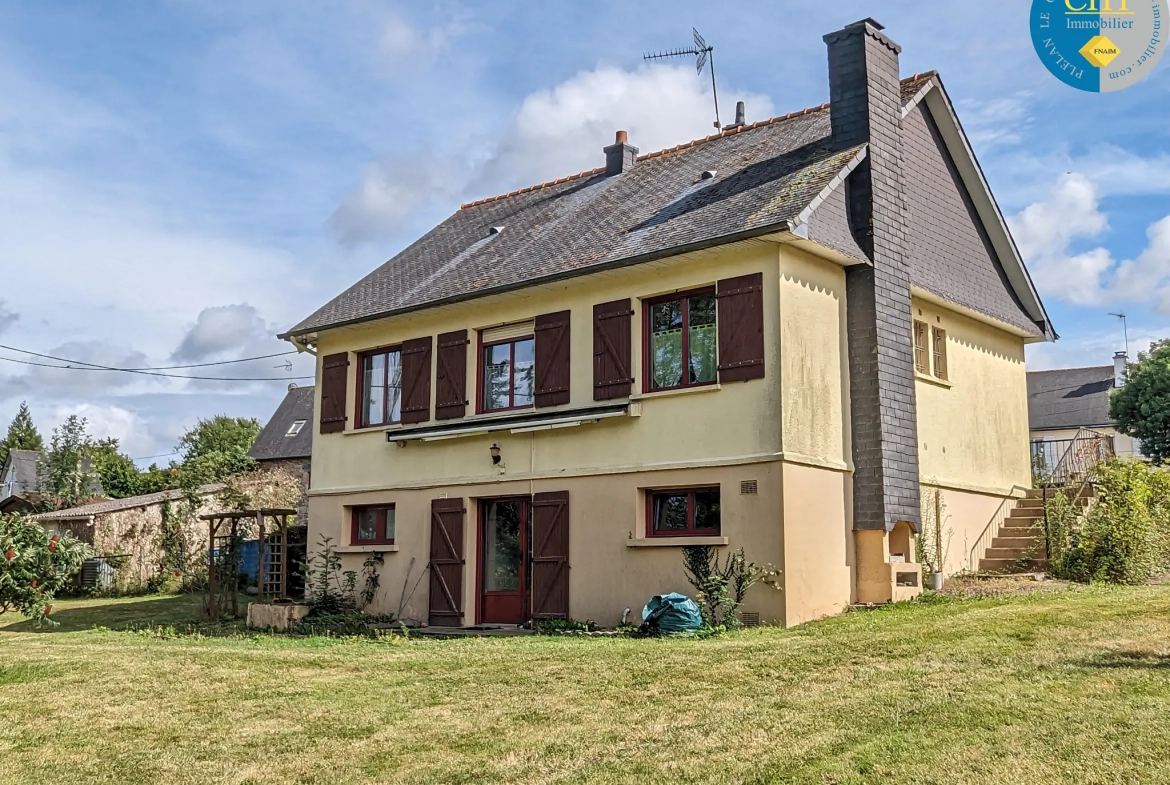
[286,420,306,437]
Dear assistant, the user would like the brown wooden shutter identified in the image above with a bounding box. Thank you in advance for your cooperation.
[593,299,633,400]
[435,330,469,420]
[400,336,433,424]
[428,497,465,626]
[716,272,765,382]
[531,491,569,619]
[534,310,571,408]
[319,352,349,434]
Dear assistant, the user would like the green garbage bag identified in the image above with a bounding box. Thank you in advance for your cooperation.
[642,592,703,634]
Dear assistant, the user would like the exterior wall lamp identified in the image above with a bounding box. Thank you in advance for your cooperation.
[490,443,502,465]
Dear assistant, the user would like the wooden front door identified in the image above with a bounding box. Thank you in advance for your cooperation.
[478,498,530,624]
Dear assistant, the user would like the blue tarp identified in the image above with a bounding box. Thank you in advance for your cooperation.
[642,592,703,634]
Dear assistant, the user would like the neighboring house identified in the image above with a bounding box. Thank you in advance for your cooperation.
[280,19,1053,627]
[0,449,42,513]
[248,384,314,526]
[32,485,225,587]
[1027,351,1142,468]
[0,449,104,513]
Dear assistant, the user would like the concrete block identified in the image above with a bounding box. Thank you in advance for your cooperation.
[247,602,310,631]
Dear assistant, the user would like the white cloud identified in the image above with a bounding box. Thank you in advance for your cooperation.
[50,403,156,458]
[1010,174,1170,312]
[378,12,463,67]
[173,303,271,362]
[331,63,774,246]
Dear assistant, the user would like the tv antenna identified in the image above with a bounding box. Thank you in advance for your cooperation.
[1109,312,1130,358]
[644,28,721,129]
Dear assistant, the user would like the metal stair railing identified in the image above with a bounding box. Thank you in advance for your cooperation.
[967,486,1031,573]
[1041,428,1114,559]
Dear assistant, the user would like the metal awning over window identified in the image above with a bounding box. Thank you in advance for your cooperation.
[386,404,629,445]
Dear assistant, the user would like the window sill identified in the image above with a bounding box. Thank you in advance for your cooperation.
[914,372,952,389]
[334,545,399,554]
[627,536,729,548]
[630,383,721,402]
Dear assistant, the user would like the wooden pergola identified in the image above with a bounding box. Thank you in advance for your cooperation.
[200,508,297,621]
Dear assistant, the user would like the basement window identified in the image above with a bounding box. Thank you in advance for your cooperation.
[352,505,395,546]
[647,487,721,537]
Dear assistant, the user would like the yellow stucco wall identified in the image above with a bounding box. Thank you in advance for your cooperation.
[913,295,1033,576]
[310,464,785,627]
[312,241,784,494]
[778,246,851,469]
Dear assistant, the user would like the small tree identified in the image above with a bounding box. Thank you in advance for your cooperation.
[38,415,102,510]
[0,514,90,624]
[682,546,780,629]
[0,402,44,467]
[1110,339,1170,463]
[88,438,140,499]
[177,416,262,463]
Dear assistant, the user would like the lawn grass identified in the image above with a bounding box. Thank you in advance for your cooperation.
[2,587,1170,784]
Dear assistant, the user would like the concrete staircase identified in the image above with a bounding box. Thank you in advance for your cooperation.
[976,486,1094,573]
[978,489,1048,572]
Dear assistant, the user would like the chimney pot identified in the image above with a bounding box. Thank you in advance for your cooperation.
[734,101,745,126]
[615,130,628,144]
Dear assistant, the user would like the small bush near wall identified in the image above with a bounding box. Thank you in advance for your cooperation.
[1047,459,1170,584]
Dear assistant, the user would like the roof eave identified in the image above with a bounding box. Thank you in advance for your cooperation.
[280,218,802,339]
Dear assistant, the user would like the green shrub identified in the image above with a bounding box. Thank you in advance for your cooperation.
[1047,459,1170,584]
[0,514,91,624]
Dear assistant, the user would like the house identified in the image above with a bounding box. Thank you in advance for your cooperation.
[248,384,314,526]
[280,19,1053,627]
[32,485,224,587]
[0,449,104,514]
[0,449,41,513]
[1028,351,1142,471]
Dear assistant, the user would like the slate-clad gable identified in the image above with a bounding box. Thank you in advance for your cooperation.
[902,103,1041,337]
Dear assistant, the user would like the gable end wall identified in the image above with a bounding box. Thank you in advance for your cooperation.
[902,103,1039,336]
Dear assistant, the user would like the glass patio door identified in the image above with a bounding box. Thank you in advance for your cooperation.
[479,498,530,624]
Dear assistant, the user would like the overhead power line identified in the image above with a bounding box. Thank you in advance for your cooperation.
[0,343,297,371]
[0,354,313,382]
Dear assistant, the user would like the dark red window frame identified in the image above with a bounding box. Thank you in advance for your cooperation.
[351,505,396,545]
[477,331,536,414]
[355,345,402,429]
[645,486,721,538]
[642,286,718,393]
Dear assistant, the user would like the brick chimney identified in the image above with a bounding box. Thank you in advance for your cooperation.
[824,19,921,533]
[603,130,638,175]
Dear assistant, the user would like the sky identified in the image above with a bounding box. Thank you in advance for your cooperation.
[0,1,1167,464]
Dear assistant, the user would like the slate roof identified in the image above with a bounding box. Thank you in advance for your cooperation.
[1027,366,1116,432]
[248,385,314,462]
[286,71,1048,340]
[32,484,225,522]
[1,449,42,499]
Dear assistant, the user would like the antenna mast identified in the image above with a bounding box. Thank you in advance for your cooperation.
[644,28,721,129]
[1109,312,1130,357]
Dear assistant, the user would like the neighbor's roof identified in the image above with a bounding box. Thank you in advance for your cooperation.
[248,385,314,462]
[31,484,225,522]
[1028,366,1116,432]
[1,449,42,498]
[285,72,1050,340]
